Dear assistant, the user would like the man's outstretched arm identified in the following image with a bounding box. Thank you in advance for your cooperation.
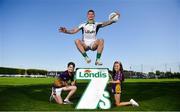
[100,20,115,27]
[59,27,80,34]
[100,12,120,27]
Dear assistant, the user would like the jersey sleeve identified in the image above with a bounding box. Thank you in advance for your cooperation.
[78,23,84,30]
[96,22,103,28]
[59,71,67,81]
[96,22,103,25]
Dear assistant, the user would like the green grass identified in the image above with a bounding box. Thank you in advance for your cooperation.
[0,77,180,111]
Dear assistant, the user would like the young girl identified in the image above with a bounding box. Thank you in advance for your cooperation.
[109,61,139,107]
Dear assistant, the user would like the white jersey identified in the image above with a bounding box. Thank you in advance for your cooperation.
[78,22,103,42]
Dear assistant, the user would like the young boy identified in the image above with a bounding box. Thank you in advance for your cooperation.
[49,62,77,104]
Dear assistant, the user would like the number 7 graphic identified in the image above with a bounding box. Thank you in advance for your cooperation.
[75,68,111,109]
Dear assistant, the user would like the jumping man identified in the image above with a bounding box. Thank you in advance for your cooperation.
[59,10,120,65]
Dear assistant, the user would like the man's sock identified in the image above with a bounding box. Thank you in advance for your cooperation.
[82,52,88,58]
[96,53,101,61]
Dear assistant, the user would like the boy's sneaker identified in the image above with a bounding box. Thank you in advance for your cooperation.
[63,100,73,104]
[49,94,54,102]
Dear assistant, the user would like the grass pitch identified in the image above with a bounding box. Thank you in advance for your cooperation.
[0,77,180,111]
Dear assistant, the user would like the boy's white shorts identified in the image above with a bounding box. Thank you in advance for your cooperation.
[52,88,63,96]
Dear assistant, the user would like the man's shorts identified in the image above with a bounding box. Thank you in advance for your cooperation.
[83,39,97,50]
[112,83,121,94]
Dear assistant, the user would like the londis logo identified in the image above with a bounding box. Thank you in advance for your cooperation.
[79,69,107,78]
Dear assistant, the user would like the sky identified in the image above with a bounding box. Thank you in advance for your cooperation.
[0,0,180,72]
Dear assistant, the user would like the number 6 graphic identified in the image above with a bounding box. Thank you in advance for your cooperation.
[75,68,111,109]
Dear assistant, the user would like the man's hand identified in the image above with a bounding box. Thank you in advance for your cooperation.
[59,27,67,33]
[115,11,120,17]
[100,12,120,27]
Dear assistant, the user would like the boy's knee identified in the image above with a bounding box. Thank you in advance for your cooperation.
[73,86,77,90]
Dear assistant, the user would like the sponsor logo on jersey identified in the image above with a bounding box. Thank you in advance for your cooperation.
[85,29,96,34]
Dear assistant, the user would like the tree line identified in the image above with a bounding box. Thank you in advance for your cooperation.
[0,67,180,78]
[0,67,47,75]
[124,70,180,79]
